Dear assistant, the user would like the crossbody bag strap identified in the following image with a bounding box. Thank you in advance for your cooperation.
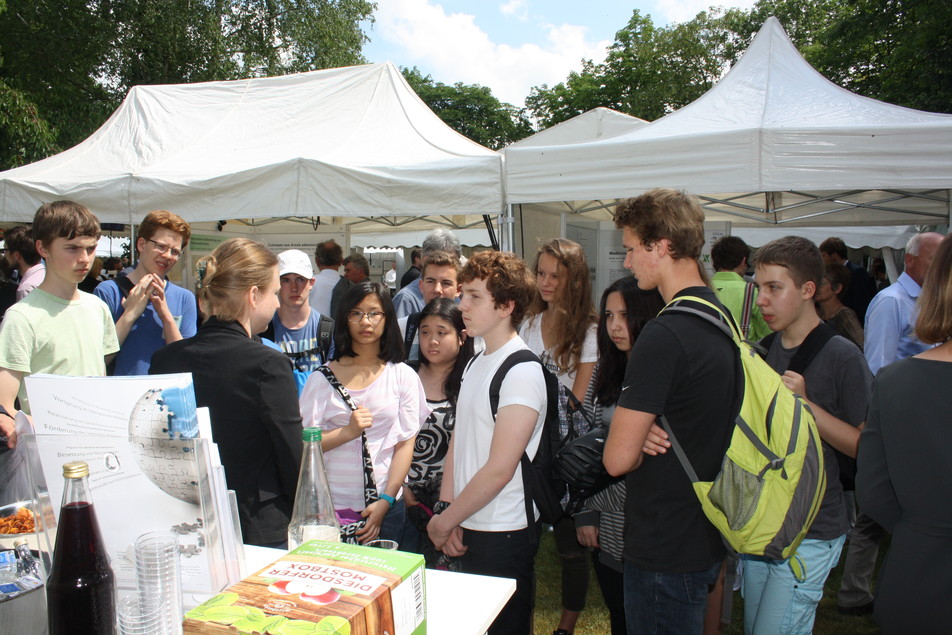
[316,365,379,505]
[404,312,421,358]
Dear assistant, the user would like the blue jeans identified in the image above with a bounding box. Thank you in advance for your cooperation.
[377,498,407,545]
[741,535,846,634]
[623,561,722,634]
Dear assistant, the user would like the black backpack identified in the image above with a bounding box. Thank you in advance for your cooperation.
[262,314,334,369]
[486,349,594,532]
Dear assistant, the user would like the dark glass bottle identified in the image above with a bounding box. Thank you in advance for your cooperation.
[47,461,117,635]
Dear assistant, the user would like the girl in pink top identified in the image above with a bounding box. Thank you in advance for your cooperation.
[300,282,428,545]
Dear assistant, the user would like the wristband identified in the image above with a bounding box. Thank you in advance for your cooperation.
[379,493,396,509]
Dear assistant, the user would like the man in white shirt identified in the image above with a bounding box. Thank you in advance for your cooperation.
[428,250,546,635]
[309,240,349,319]
[384,262,397,296]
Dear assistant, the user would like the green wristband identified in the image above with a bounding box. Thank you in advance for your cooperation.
[380,493,396,509]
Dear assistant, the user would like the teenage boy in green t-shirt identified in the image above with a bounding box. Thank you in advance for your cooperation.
[0,201,119,446]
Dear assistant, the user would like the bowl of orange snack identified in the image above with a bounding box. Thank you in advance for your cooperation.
[0,501,36,536]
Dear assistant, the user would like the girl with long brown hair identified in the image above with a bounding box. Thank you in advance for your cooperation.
[519,237,597,635]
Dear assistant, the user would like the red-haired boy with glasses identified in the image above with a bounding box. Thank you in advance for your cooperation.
[95,209,197,375]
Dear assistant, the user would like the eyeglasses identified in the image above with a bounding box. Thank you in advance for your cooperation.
[145,238,182,259]
[347,310,385,324]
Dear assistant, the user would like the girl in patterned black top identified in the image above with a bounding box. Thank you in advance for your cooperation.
[404,298,474,566]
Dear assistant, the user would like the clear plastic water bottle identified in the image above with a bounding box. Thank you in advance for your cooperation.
[14,537,42,590]
[288,427,341,548]
[0,549,17,596]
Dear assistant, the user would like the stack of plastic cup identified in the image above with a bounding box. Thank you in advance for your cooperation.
[134,531,183,635]
[117,595,166,635]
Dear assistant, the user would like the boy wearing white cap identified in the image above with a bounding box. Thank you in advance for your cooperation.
[262,249,334,392]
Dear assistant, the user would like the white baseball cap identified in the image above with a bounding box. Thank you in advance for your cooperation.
[277,250,314,279]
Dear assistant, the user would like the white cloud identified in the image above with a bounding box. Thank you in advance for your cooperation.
[499,0,529,21]
[652,0,759,24]
[373,0,610,108]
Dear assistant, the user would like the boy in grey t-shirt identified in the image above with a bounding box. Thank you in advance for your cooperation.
[744,236,873,634]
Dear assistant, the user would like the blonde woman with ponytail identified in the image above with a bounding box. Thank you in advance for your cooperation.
[150,238,303,548]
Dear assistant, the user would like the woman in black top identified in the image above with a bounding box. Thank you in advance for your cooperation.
[857,234,952,633]
[151,238,302,547]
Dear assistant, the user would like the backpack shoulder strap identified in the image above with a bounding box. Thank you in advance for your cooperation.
[115,274,135,298]
[317,314,334,362]
[756,322,836,374]
[404,312,421,357]
[488,349,542,419]
[487,347,548,542]
[760,332,778,357]
[787,321,837,375]
[661,295,739,344]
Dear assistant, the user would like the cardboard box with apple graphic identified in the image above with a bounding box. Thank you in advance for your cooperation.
[183,541,426,635]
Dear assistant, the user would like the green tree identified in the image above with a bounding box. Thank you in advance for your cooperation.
[819,0,952,113]
[402,67,533,150]
[0,0,376,169]
[528,0,952,129]
[0,79,57,169]
[526,10,733,127]
[0,0,57,167]
[721,0,952,114]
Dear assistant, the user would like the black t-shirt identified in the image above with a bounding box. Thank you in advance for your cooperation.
[617,287,739,572]
[400,265,421,289]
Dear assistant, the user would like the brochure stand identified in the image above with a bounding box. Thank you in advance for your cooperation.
[23,373,241,595]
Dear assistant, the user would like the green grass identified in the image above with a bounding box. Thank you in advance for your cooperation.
[533,531,882,635]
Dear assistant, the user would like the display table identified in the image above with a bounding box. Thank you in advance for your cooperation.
[233,545,516,635]
[10,544,517,635]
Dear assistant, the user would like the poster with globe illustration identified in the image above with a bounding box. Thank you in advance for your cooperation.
[24,373,239,595]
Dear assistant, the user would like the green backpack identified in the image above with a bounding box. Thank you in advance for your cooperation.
[660,296,826,565]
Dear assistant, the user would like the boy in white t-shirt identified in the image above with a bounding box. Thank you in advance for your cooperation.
[427,250,547,635]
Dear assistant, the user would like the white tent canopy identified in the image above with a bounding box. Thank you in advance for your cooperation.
[0,63,504,232]
[504,17,952,231]
[506,107,648,148]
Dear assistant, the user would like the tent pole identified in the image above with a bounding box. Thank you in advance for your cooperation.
[499,204,514,252]
[130,223,137,266]
[947,188,951,227]
[482,215,499,251]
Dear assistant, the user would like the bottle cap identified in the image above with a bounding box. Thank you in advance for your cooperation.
[13,538,28,548]
[302,427,322,443]
[62,461,89,478]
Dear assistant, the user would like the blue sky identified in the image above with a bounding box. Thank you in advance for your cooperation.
[362,0,758,108]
